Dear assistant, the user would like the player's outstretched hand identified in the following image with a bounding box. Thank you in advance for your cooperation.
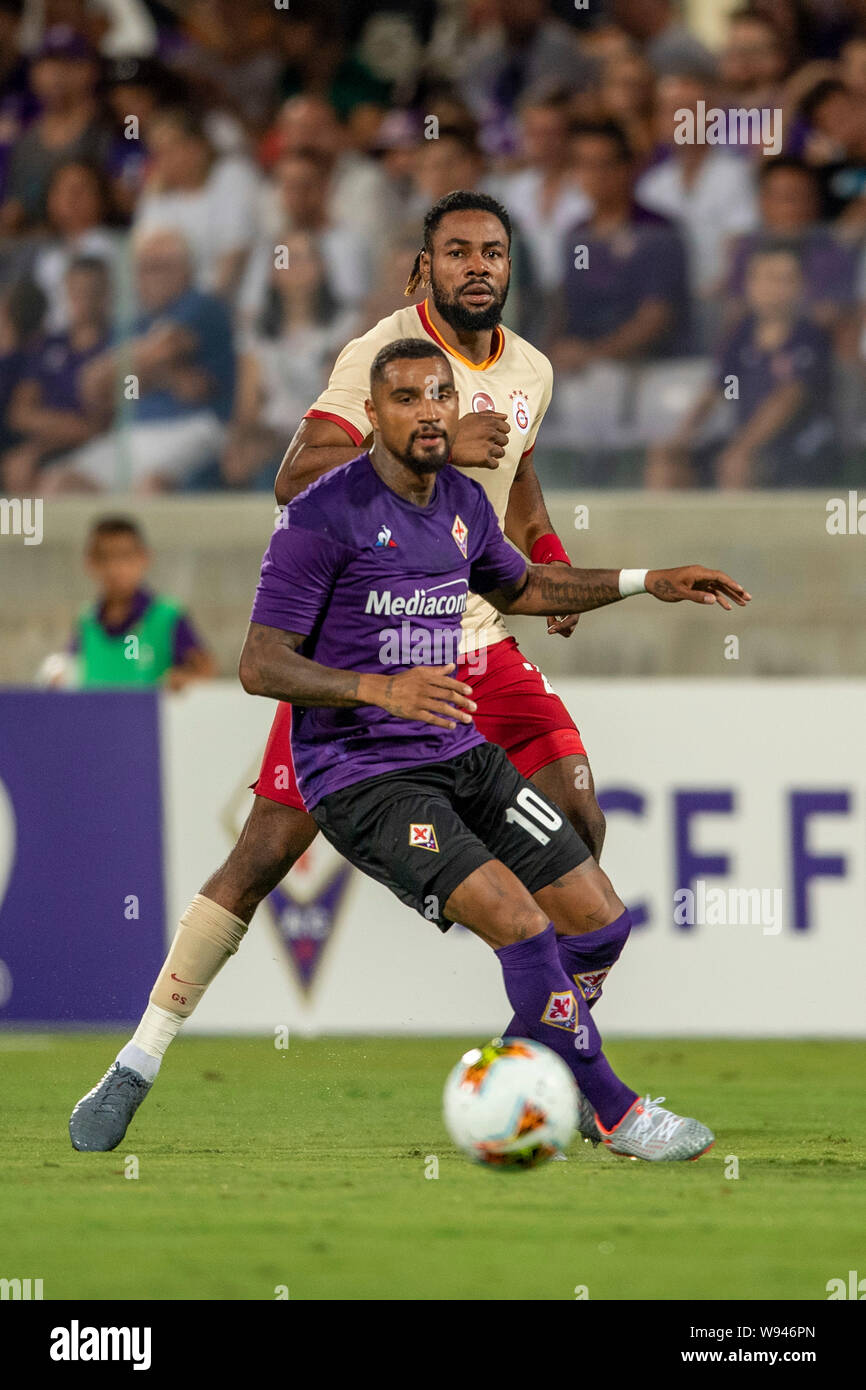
[646,566,752,610]
[547,614,580,636]
[450,410,510,469]
[372,664,477,729]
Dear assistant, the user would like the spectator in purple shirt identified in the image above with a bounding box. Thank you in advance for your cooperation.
[647,244,837,489]
[3,256,110,492]
[723,156,857,340]
[0,27,113,233]
[549,120,690,372]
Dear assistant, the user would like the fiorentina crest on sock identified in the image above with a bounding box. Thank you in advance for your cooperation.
[573,967,610,1002]
[541,990,577,1031]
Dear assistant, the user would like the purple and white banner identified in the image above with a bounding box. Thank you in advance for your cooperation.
[0,691,166,1022]
[1,681,864,1035]
[163,681,866,1039]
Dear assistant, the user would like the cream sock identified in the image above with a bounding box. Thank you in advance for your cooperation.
[116,895,248,1080]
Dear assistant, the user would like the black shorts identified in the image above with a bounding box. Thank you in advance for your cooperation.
[311,741,591,931]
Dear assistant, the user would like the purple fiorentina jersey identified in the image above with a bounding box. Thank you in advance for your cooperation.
[250,452,527,808]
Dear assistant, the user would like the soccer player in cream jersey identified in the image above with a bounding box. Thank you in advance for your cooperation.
[69,193,751,1155]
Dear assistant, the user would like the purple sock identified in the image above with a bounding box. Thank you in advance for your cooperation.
[557,908,633,1008]
[495,923,636,1130]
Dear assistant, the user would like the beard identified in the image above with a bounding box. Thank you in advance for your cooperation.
[429,267,510,332]
[399,430,451,476]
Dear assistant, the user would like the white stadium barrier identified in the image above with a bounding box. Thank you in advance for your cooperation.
[160,681,865,1039]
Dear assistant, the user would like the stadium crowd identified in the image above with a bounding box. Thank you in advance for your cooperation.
[1,0,866,492]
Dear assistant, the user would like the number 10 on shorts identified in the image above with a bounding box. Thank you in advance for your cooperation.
[505,788,563,845]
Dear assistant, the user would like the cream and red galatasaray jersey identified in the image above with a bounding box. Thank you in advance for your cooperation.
[305,298,553,654]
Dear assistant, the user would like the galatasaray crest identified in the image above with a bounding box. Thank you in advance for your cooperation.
[509,388,531,435]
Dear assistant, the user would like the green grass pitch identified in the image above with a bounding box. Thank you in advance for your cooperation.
[2,1035,864,1301]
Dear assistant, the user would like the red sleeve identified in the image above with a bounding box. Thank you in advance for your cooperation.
[303,409,365,446]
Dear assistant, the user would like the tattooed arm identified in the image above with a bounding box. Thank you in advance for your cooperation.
[486,565,751,616]
[239,623,477,729]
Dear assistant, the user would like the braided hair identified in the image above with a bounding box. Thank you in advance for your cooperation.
[404,190,513,297]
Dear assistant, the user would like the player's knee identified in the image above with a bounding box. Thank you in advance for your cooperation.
[247,800,315,866]
[591,866,625,924]
[237,832,304,902]
[553,863,626,932]
[496,901,549,946]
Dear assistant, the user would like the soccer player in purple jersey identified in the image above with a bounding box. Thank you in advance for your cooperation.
[230,338,747,1161]
[69,335,750,1158]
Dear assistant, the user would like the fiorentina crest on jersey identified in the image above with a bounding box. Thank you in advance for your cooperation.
[409,822,439,852]
[451,514,468,558]
[541,989,577,1031]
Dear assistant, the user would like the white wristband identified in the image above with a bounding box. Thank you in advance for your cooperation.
[618,568,649,598]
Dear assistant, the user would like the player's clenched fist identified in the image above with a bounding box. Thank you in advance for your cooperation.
[364,664,477,729]
[450,410,510,469]
[646,566,752,609]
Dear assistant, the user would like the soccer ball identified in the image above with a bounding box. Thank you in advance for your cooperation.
[443,1037,578,1169]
